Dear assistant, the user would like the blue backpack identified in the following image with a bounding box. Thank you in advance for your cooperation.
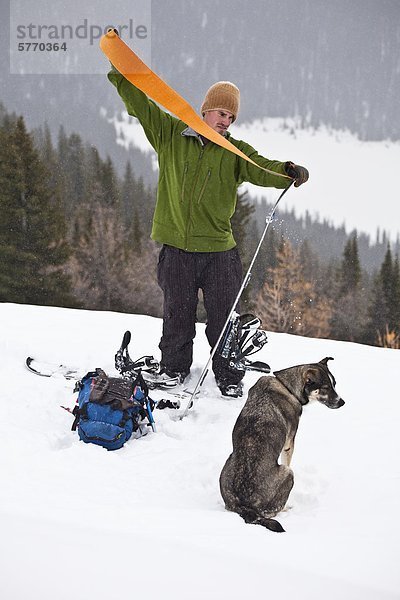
[71,369,155,451]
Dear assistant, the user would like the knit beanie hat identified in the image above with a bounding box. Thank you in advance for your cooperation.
[200,81,240,122]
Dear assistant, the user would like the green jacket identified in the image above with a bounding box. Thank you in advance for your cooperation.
[108,69,289,252]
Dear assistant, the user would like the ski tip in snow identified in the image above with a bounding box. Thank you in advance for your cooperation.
[25,357,79,380]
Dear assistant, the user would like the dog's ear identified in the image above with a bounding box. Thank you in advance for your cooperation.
[319,357,334,366]
[318,358,337,387]
[304,367,320,386]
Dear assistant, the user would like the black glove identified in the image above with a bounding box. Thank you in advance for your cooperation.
[285,161,309,187]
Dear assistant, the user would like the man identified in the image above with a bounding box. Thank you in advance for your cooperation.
[108,71,309,397]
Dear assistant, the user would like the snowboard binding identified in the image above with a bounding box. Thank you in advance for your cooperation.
[115,331,159,376]
[115,331,180,389]
[219,312,270,375]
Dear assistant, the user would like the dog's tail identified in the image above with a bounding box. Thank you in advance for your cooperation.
[237,506,285,533]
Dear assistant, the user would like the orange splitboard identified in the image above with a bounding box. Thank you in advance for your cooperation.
[99,31,290,180]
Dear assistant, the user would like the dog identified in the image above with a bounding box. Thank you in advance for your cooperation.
[219,357,344,532]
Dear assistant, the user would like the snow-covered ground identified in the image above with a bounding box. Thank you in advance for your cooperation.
[111,113,400,240]
[1,302,399,600]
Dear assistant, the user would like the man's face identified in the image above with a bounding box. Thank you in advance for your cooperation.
[203,109,234,135]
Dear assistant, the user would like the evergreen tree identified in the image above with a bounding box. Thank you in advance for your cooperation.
[299,239,320,283]
[67,133,86,208]
[329,234,367,342]
[364,245,400,344]
[35,123,64,215]
[375,245,395,332]
[56,128,86,226]
[392,255,400,327]
[366,274,388,345]
[380,245,393,311]
[0,116,71,306]
[340,233,361,293]
[121,161,146,252]
[121,160,136,227]
[249,220,279,295]
[380,245,400,332]
[35,123,56,167]
[136,176,156,238]
[0,102,17,129]
[101,156,120,208]
[85,145,104,203]
[131,206,143,253]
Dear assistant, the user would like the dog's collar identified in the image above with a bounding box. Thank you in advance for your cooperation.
[273,372,309,406]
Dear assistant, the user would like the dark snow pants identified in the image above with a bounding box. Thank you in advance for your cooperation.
[157,244,244,385]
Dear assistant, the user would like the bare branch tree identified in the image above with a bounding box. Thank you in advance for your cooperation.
[255,240,332,338]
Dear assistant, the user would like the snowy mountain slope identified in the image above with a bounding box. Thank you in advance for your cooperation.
[0,303,399,600]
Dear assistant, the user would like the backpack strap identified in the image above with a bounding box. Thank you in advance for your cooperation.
[132,371,156,433]
[70,371,100,431]
[71,404,81,431]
